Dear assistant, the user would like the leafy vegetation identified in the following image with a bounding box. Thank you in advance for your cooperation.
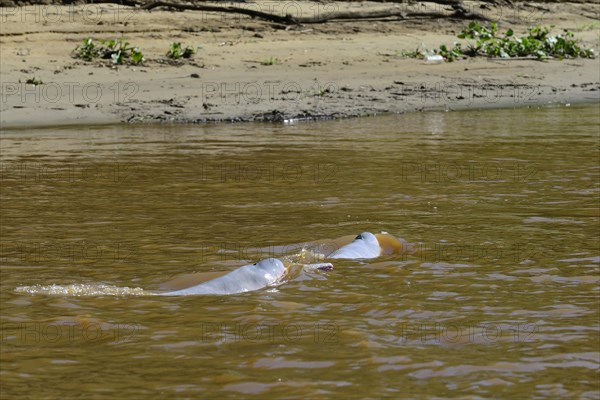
[404,23,595,62]
[166,42,196,59]
[261,56,279,66]
[312,80,329,97]
[73,37,144,65]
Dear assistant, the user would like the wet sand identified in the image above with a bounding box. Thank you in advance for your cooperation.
[0,1,598,127]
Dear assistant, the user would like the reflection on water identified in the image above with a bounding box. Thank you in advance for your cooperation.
[1,105,599,398]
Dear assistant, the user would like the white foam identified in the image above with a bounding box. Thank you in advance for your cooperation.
[15,283,148,297]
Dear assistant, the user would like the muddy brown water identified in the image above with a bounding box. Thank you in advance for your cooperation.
[1,104,599,398]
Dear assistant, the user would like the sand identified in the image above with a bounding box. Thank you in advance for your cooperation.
[0,1,598,128]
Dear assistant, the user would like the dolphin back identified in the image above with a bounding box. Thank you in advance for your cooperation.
[160,258,286,296]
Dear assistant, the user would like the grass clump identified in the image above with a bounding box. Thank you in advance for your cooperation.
[73,37,144,65]
[405,23,595,62]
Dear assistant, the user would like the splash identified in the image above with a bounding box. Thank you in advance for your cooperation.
[286,247,326,264]
[15,283,150,297]
[282,247,333,274]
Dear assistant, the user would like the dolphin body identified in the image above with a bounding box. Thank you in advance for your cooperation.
[327,231,407,260]
[328,232,382,259]
[160,258,287,296]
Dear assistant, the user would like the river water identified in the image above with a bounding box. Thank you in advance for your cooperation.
[1,104,599,399]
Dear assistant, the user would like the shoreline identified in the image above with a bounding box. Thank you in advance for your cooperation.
[4,97,599,131]
[1,2,599,129]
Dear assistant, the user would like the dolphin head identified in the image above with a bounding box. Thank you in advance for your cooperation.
[328,232,381,259]
[253,258,288,284]
[354,232,379,246]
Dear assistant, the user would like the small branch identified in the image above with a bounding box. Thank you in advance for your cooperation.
[141,1,297,24]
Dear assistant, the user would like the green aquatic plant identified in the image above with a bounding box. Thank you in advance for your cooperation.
[437,43,463,62]
[261,56,279,66]
[73,37,144,65]
[315,83,327,97]
[397,49,423,59]
[130,47,144,64]
[73,38,100,61]
[403,23,595,62]
[167,42,195,59]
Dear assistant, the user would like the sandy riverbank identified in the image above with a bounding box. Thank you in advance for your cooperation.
[0,1,598,128]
